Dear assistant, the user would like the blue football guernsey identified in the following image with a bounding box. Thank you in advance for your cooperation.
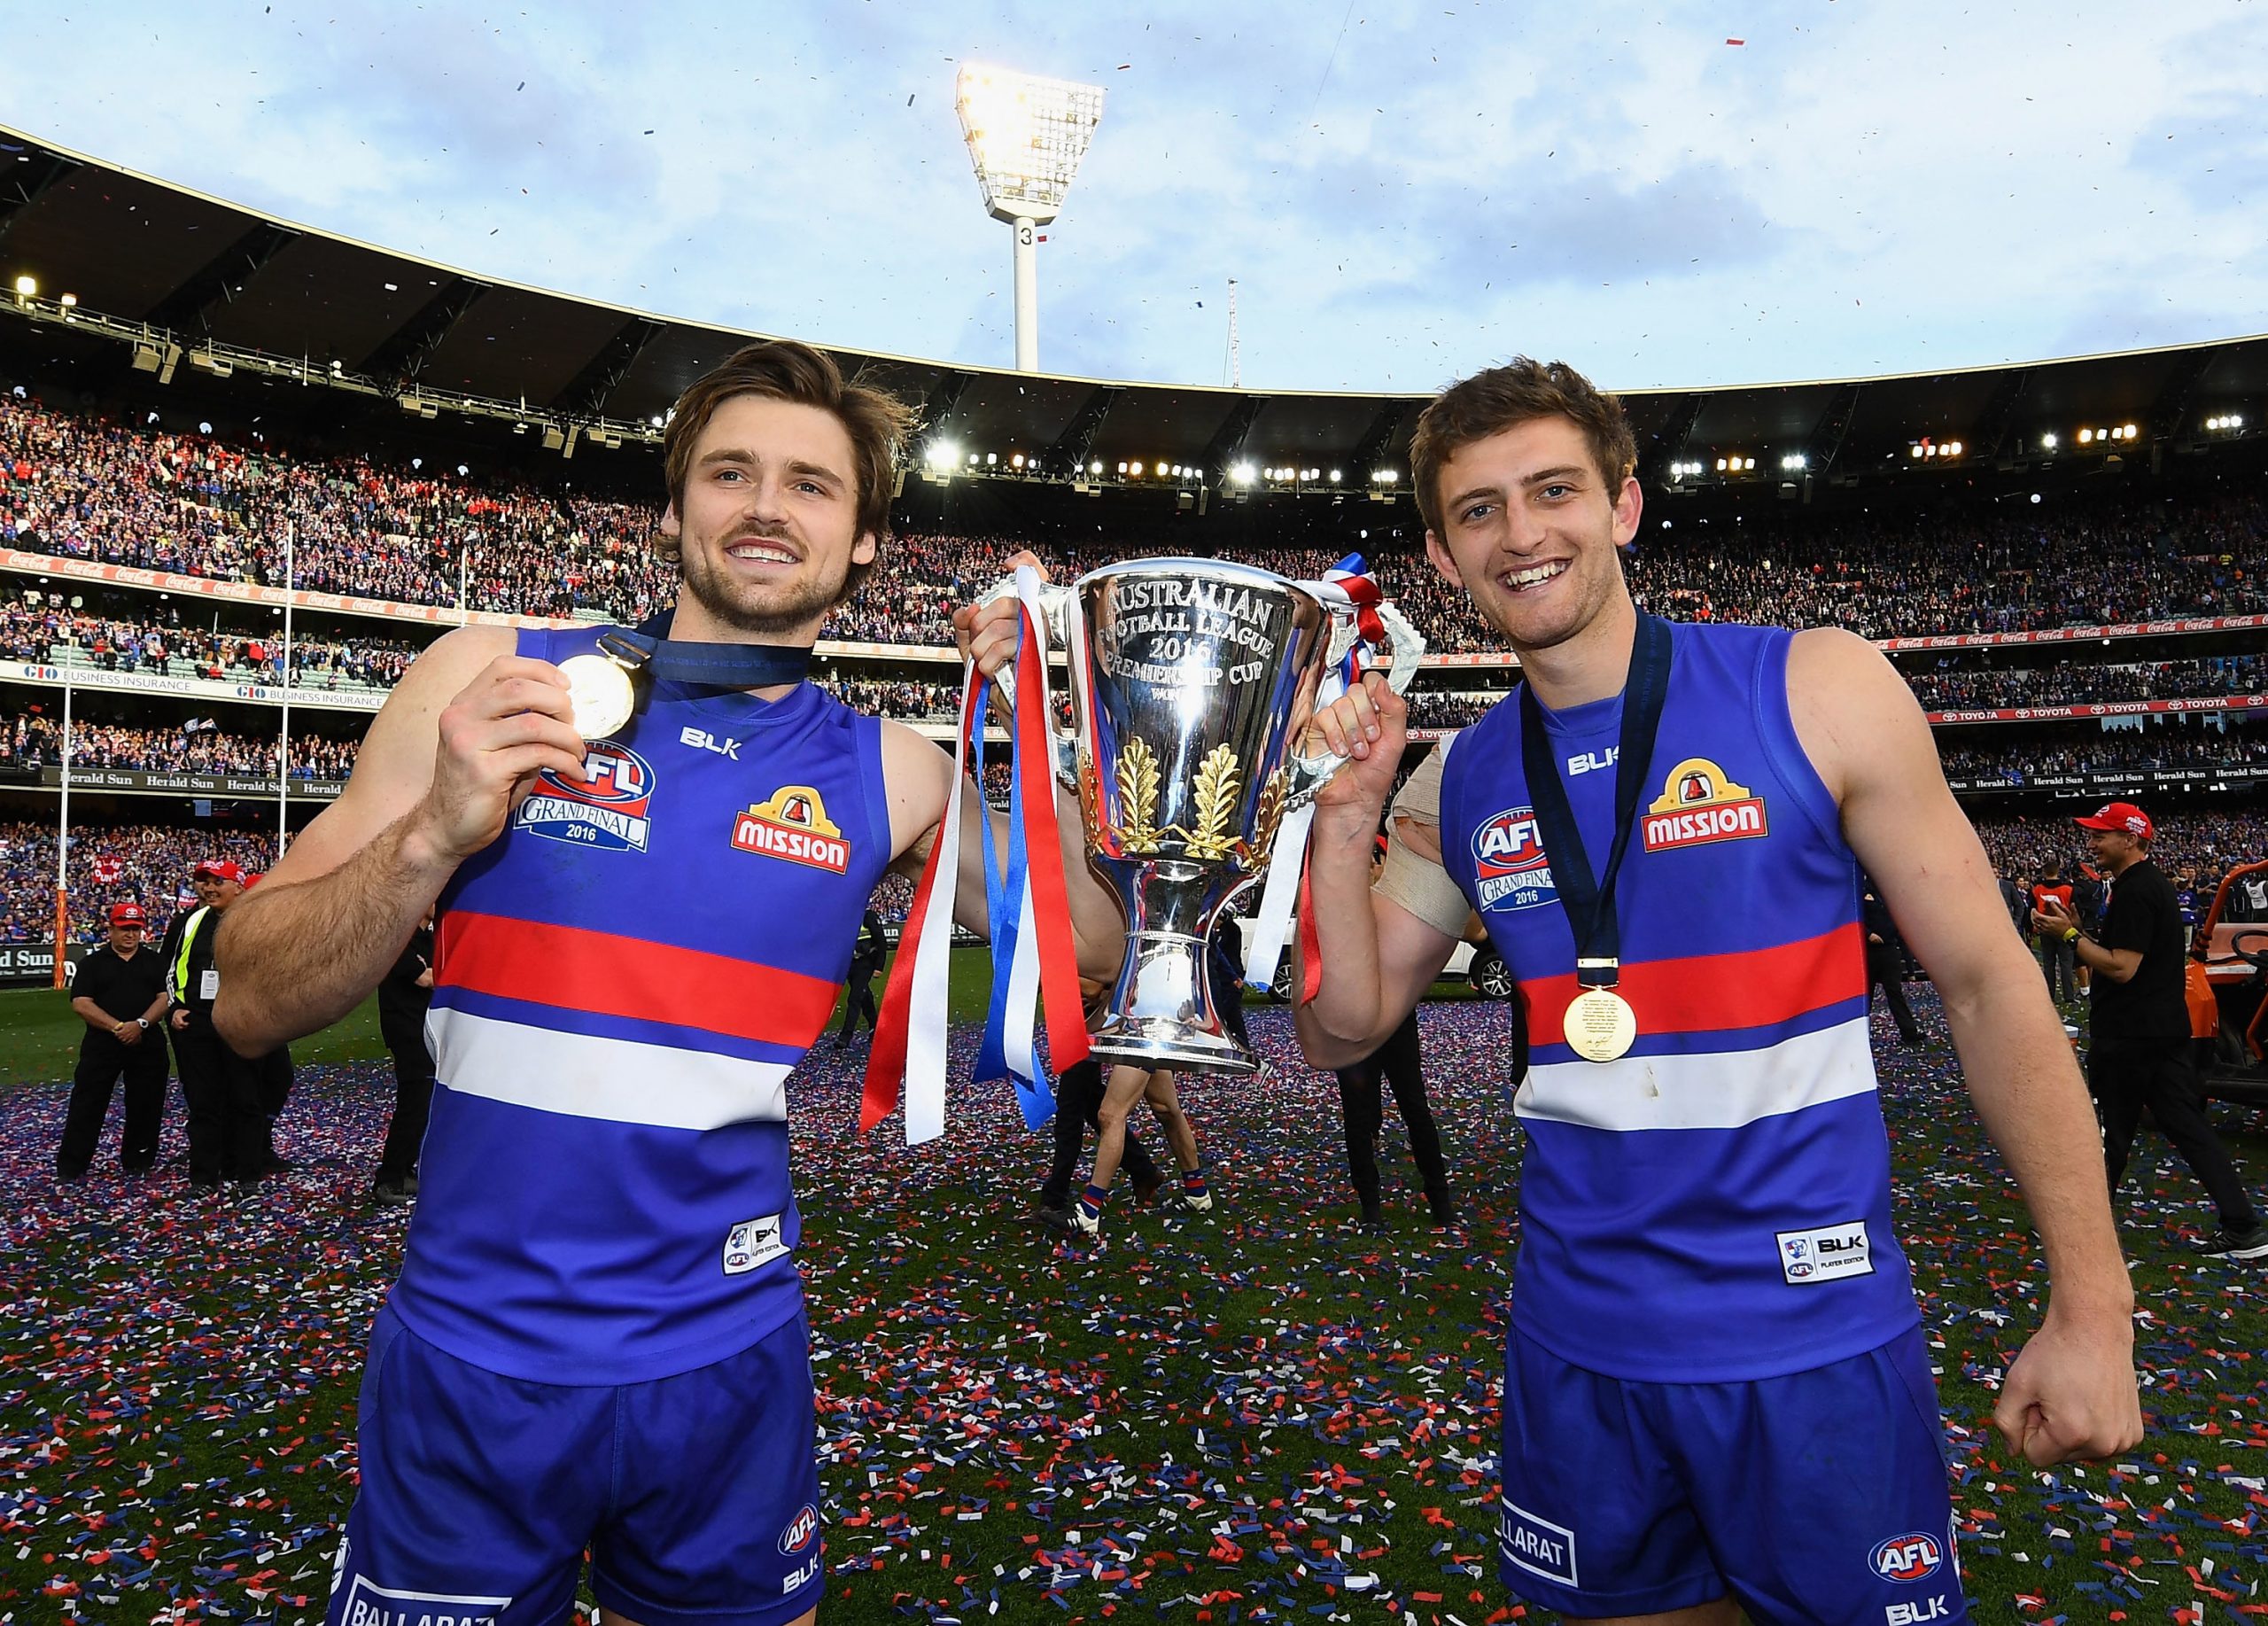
[1441,619,1920,1382]
[389,624,891,1386]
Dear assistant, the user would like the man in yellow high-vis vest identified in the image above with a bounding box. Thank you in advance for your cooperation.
[156,859,265,1189]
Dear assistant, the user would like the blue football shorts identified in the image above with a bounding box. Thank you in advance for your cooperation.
[1496,1324,1969,1625]
[325,1304,825,1626]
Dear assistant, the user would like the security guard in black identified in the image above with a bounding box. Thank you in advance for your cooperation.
[56,903,171,1178]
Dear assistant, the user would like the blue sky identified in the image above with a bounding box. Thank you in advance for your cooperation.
[2,3,2260,393]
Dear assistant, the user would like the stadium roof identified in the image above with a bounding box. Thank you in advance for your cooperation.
[3,124,2264,486]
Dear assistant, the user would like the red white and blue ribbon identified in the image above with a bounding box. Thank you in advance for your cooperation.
[1243,553,1380,998]
[863,567,1088,1144]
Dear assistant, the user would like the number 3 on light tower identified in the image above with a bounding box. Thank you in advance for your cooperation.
[1018,223,1035,247]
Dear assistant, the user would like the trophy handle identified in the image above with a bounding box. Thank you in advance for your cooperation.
[979,572,1080,782]
[1281,590,1427,808]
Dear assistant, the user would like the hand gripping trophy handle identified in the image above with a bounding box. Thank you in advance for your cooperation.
[1281,588,1427,811]
[977,570,1081,785]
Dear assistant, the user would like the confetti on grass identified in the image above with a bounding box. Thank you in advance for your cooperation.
[0,993,2264,1621]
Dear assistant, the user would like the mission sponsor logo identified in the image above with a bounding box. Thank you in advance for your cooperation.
[1642,757,1769,852]
[732,785,850,873]
[1472,806,1557,913]
[515,743,655,853]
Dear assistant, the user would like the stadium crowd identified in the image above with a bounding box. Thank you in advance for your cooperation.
[8,388,2268,649]
[1938,722,2268,783]
[0,712,361,779]
[0,819,275,943]
[1902,655,2268,712]
[0,589,418,688]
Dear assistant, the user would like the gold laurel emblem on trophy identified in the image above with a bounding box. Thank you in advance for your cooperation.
[1241,766,1289,870]
[1116,736,1163,852]
[1186,744,1245,862]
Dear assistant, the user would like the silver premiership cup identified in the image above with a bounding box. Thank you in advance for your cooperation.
[999,558,1422,1074]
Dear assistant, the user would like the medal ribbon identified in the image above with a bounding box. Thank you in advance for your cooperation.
[605,609,815,689]
[1515,613,1674,992]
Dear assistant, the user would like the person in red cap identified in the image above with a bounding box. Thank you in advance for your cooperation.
[2036,802,2267,1258]
[157,859,266,1189]
[55,901,172,1181]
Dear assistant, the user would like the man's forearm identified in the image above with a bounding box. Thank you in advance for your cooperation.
[1291,802,1389,1063]
[1945,960,2135,1320]
[214,811,456,1054]
[1053,785,1126,983]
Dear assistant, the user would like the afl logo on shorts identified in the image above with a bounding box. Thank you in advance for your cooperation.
[1869,1530,1944,1583]
[1641,757,1769,852]
[779,1503,820,1556]
[1472,806,1556,914]
[515,742,656,853]
[733,785,851,874]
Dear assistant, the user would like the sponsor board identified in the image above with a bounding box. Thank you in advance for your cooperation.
[4,659,384,712]
[30,767,345,800]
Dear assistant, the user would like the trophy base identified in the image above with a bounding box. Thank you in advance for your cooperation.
[1091,925,1257,1077]
[1087,1022,1258,1077]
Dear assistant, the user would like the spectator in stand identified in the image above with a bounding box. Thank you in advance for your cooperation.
[55,901,171,1181]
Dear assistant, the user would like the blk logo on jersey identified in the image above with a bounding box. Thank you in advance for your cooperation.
[1870,1530,1945,1583]
[1472,806,1557,913]
[680,725,742,760]
[733,785,850,873]
[1886,1600,1952,1625]
[1642,757,1769,852]
[516,742,655,853]
[723,1212,789,1276]
[1777,1220,1874,1285]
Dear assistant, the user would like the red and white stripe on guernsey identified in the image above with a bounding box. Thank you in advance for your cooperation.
[431,911,843,1132]
[1518,921,1874,1132]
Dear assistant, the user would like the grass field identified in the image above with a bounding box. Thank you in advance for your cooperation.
[1,969,2264,1623]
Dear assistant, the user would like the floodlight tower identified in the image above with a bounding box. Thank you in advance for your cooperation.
[955,64,1105,373]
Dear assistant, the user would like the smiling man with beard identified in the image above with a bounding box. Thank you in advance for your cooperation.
[213,340,1122,1626]
[1291,357,2142,1626]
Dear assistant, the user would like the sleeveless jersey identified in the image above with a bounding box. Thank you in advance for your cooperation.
[389,625,891,1386]
[1440,620,1919,1382]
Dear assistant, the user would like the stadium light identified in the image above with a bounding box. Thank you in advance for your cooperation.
[1231,462,1255,485]
[12,276,33,297]
[956,64,1106,372]
[2041,432,2058,449]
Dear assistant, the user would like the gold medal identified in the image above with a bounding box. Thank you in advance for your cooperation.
[559,652,637,740]
[1564,986,1637,1063]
